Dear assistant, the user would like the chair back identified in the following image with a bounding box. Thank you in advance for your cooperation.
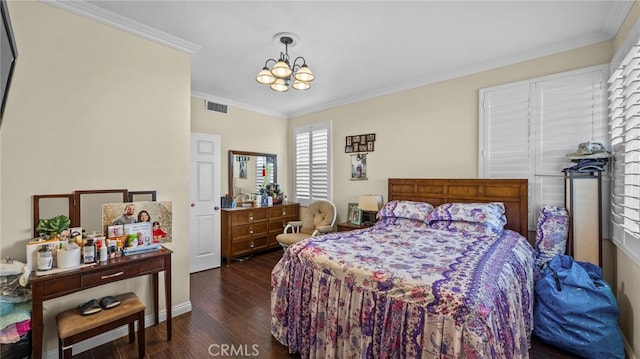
[300,200,336,235]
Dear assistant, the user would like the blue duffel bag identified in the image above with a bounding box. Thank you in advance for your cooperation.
[533,254,624,358]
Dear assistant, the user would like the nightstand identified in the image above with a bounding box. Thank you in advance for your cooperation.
[336,222,373,232]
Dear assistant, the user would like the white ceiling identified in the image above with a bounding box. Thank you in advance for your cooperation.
[47,0,634,119]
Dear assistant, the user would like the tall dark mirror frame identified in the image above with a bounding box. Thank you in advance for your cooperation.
[228,150,277,199]
[33,189,129,238]
[33,194,74,238]
[128,190,157,202]
[74,189,128,235]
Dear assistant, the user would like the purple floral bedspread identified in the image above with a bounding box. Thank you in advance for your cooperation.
[271,223,534,358]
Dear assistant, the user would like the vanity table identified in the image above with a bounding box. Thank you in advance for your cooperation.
[28,247,172,359]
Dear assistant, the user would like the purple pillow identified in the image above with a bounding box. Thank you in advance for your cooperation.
[427,202,507,230]
[377,216,431,229]
[377,200,435,222]
[429,220,504,236]
[533,206,568,281]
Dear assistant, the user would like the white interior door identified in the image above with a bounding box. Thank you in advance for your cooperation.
[190,132,221,272]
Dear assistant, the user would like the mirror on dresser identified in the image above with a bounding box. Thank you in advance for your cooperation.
[74,189,129,235]
[228,150,277,204]
[32,189,156,237]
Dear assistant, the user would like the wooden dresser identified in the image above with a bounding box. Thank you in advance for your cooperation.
[221,203,299,264]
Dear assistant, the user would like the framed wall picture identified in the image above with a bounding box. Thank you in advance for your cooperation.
[351,154,367,180]
[347,202,362,225]
[239,161,248,179]
[344,133,376,153]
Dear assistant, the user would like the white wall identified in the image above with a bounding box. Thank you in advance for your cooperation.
[0,1,191,352]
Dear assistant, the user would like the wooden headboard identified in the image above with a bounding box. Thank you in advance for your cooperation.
[388,178,528,237]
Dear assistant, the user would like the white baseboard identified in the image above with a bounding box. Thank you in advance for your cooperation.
[43,301,192,359]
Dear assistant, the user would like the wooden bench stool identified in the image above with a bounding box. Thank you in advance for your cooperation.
[55,292,146,359]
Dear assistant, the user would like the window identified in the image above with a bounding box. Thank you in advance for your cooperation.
[609,43,640,264]
[480,65,608,230]
[294,122,331,206]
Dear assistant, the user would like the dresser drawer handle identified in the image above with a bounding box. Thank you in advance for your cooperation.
[249,230,254,234]
[101,271,124,279]
[249,216,254,221]
[250,242,255,248]
[282,211,286,216]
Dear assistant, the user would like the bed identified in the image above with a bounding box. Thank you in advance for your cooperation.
[272,178,534,358]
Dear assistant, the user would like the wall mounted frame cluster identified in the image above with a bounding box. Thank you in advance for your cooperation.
[345,133,375,153]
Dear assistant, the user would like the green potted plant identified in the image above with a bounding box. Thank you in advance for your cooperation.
[36,214,71,239]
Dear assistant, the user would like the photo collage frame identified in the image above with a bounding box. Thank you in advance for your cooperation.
[345,133,375,153]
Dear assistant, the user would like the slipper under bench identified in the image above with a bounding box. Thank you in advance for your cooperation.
[55,292,146,359]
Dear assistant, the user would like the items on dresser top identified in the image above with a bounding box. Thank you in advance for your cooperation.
[26,229,160,274]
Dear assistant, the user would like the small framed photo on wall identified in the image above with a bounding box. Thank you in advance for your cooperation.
[351,154,367,180]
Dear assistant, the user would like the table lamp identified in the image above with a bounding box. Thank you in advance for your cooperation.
[358,194,383,225]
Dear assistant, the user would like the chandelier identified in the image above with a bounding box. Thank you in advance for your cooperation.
[256,35,315,92]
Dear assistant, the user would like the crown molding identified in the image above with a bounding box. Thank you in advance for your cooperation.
[40,0,201,55]
[40,0,633,120]
[604,1,635,38]
[289,32,614,118]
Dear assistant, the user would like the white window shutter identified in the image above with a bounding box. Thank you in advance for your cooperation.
[480,82,535,227]
[481,65,608,231]
[534,69,608,217]
[535,70,608,176]
[294,130,311,201]
[609,44,640,264]
[294,122,332,206]
[480,83,532,179]
[310,127,329,199]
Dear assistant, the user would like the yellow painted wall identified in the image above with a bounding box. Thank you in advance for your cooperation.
[1,0,638,357]
[0,1,191,352]
[289,41,613,225]
[190,97,288,199]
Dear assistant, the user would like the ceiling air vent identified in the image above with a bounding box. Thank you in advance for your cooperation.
[205,100,228,114]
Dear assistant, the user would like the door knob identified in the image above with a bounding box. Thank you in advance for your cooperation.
[214,206,220,210]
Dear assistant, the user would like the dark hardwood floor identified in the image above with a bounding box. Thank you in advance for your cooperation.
[77,249,578,358]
